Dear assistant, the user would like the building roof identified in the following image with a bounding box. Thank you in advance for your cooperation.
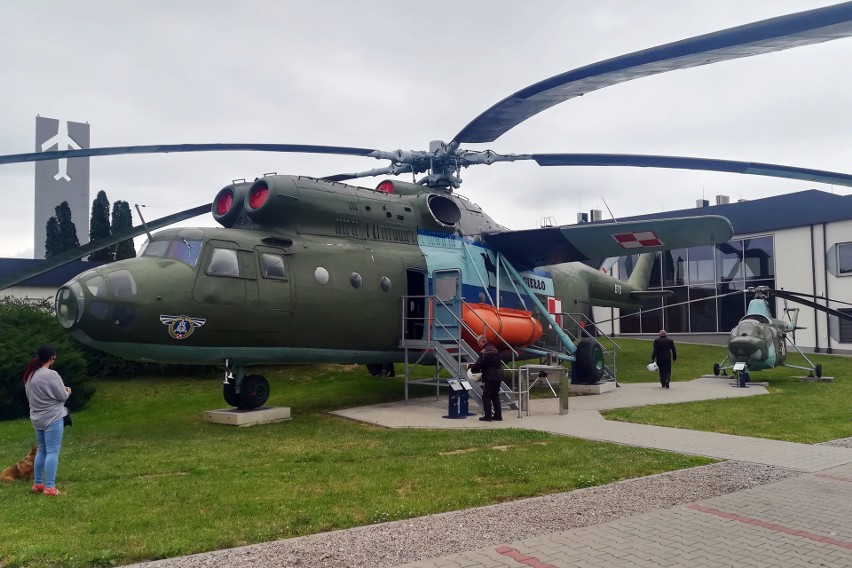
[618,189,852,235]
[0,258,106,288]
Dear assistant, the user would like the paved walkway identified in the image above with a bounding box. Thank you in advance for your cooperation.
[330,377,852,567]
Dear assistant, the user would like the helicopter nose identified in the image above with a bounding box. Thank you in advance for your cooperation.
[55,281,84,329]
[728,336,763,363]
[55,268,140,331]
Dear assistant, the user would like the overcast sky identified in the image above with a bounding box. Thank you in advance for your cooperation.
[1,1,850,258]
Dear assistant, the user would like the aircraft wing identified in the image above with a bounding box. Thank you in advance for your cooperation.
[483,215,733,270]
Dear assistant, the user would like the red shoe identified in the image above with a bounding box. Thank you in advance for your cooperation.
[31,484,45,494]
[42,487,63,496]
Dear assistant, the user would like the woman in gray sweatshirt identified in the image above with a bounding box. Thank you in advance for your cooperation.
[23,344,71,496]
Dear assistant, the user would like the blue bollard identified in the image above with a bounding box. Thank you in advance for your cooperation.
[443,391,464,419]
[459,390,476,416]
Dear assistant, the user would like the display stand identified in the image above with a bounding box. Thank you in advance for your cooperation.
[443,379,467,419]
[458,379,476,416]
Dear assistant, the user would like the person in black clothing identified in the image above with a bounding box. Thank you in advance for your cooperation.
[470,335,503,421]
[651,329,677,388]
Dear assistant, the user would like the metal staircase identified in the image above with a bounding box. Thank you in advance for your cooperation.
[399,296,518,412]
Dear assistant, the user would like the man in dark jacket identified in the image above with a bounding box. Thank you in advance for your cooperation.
[651,329,677,388]
[470,335,503,421]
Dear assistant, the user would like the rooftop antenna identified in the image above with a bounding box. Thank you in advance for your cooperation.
[601,197,618,222]
[134,204,153,240]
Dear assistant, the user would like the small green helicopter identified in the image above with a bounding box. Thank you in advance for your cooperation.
[714,286,852,383]
[1,3,851,410]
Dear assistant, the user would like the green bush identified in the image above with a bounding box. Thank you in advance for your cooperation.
[0,298,95,421]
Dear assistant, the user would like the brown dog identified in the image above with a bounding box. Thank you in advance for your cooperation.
[0,445,37,482]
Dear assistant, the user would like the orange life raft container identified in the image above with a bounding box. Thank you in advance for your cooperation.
[461,303,543,349]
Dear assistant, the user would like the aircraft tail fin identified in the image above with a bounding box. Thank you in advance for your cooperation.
[626,252,656,290]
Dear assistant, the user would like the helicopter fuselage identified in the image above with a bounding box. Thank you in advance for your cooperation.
[54,176,649,367]
[726,297,793,372]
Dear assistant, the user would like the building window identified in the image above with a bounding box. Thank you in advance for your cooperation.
[838,243,852,275]
[617,235,775,334]
[839,309,852,342]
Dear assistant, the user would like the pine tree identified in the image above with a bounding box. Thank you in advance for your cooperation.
[111,200,137,260]
[55,201,81,253]
[88,190,113,261]
[44,217,61,258]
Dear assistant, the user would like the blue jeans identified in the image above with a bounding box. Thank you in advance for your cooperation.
[34,418,64,488]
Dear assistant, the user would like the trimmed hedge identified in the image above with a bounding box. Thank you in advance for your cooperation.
[0,298,95,421]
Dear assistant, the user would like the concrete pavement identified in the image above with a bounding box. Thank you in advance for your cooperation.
[331,376,852,567]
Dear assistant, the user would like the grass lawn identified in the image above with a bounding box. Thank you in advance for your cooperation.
[0,363,712,568]
[604,338,852,443]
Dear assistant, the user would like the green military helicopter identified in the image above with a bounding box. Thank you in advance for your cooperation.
[2,3,852,409]
[714,287,852,384]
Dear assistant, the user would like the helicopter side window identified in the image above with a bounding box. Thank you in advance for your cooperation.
[166,239,203,267]
[207,248,240,277]
[142,240,169,258]
[260,253,287,280]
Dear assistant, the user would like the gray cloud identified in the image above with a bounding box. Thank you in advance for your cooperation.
[0,0,849,256]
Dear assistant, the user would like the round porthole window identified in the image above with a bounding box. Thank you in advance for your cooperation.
[350,272,362,289]
[314,266,330,285]
[380,276,392,292]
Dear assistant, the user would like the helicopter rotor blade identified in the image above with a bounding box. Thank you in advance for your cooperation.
[772,289,852,320]
[321,163,415,183]
[775,289,852,307]
[0,143,384,167]
[527,153,852,188]
[0,203,210,291]
[451,2,852,144]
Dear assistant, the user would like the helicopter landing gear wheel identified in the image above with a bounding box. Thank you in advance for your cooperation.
[574,340,605,384]
[223,381,241,407]
[713,363,720,376]
[815,364,823,378]
[239,375,270,409]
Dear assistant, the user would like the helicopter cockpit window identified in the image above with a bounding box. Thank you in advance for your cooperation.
[207,248,240,277]
[108,270,137,297]
[85,275,109,298]
[260,253,287,280]
[166,239,203,267]
[733,320,762,337]
[141,240,169,258]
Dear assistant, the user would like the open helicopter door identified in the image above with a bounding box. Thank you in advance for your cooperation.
[405,269,427,340]
[431,269,462,342]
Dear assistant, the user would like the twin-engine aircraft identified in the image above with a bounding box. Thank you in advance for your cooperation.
[2,3,852,409]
